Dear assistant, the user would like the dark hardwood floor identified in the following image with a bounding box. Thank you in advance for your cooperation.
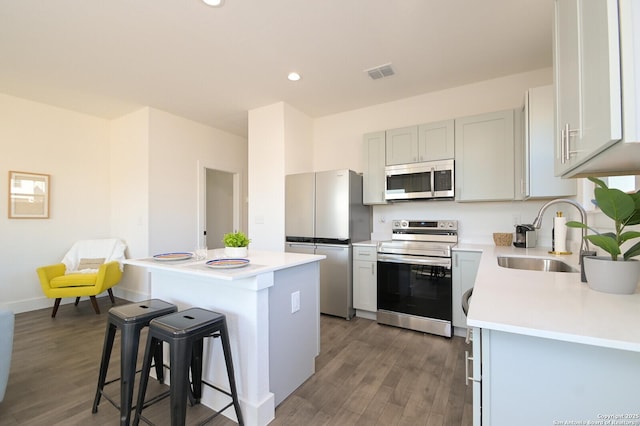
[0,298,472,425]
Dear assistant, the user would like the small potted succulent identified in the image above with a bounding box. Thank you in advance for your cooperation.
[566,177,640,294]
[223,231,251,258]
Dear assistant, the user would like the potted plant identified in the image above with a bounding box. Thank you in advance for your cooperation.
[566,177,640,294]
[223,231,251,258]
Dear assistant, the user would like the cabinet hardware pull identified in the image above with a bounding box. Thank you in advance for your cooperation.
[370,263,374,274]
[465,327,472,344]
[561,124,568,163]
[465,350,474,386]
[562,123,579,163]
[430,167,435,197]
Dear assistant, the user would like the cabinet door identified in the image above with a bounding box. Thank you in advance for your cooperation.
[385,126,418,165]
[353,260,377,312]
[553,0,581,175]
[353,246,377,312]
[525,85,576,198]
[455,110,515,201]
[578,0,622,160]
[362,132,388,205]
[418,119,455,161]
[452,251,481,329]
[554,0,622,176]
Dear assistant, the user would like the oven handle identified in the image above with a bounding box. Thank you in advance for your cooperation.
[377,253,451,268]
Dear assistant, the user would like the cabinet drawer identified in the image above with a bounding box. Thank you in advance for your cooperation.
[353,245,377,260]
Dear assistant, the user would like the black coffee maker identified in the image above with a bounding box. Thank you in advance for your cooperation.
[514,224,537,248]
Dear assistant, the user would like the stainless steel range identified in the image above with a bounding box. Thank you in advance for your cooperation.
[377,219,458,337]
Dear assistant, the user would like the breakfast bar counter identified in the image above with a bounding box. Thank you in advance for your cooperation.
[124,249,325,426]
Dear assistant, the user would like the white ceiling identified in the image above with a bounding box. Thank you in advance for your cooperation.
[0,0,553,137]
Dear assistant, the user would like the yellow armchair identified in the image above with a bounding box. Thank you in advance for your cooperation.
[36,239,126,317]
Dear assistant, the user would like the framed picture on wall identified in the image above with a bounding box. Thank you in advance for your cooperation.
[8,171,50,219]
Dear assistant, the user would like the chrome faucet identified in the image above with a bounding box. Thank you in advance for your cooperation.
[531,198,590,254]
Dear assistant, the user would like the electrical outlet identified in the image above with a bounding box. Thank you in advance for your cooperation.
[291,291,300,313]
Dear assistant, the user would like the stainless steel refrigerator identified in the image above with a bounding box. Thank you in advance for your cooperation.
[285,169,371,320]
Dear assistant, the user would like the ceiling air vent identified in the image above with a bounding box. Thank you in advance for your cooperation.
[365,63,395,80]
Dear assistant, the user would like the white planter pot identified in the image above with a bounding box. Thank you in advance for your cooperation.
[584,256,640,294]
[224,246,248,258]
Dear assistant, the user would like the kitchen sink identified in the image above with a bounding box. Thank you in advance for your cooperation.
[497,256,578,273]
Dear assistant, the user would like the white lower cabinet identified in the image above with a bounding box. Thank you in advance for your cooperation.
[353,245,377,313]
[452,251,481,330]
[472,328,640,425]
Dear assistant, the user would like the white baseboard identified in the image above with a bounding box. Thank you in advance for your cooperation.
[5,288,151,314]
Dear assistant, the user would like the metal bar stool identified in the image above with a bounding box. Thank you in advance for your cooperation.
[132,307,244,426]
[92,299,177,426]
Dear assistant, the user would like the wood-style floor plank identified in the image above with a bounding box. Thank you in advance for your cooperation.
[0,298,472,425]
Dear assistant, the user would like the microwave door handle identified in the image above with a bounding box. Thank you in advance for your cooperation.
[430,167,435,197]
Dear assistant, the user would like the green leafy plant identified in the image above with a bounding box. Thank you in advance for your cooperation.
[222,231,250,248]
[566,177,640,261]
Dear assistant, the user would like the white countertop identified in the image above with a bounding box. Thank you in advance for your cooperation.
[458,243,640,352]
[124,249,325,284]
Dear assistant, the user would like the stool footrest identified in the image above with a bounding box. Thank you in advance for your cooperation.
[200,379,233,399]
[196,401,235,426]
[141,389,171,410]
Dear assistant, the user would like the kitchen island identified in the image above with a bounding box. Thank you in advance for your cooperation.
[124,249,325,426]
[460,244,640,425]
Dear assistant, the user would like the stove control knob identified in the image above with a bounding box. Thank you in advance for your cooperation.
[400,220,408,228]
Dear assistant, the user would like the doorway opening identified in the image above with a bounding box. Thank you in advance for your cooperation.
[197,161,242,250]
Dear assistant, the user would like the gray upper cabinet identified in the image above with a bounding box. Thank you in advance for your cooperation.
[519,85,576,199]
[455,110,516,202]
[418,119,455,161]
[385,126,419,165]
[362,131,387,205]
[385,120,454,165]
[554,0,640,177]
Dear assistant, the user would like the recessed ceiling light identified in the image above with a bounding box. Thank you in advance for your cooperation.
[203,0,224,7]
[287,72,301,82]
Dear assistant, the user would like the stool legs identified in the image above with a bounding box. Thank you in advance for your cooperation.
[133,309,243,426]
[189,339,204,403]
[168,339,193,426]
[92,300,176,425]
[92,322,117,413]
[119,325,143,426]
[219,321,244,426]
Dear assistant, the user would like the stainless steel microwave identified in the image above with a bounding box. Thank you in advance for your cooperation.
[384,159,455,201]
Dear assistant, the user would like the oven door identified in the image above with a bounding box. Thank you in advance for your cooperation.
[377,254,452,322]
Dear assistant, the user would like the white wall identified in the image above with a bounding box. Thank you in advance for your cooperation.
[109,108,151,300]
[0,93,111,312]
[112,107,250,301]
[311,68,573,246]
[1,99,248,310]
[248,103,287,251]
[146,108,247,255]
[284,103,314,175]
[248,102,314,251]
